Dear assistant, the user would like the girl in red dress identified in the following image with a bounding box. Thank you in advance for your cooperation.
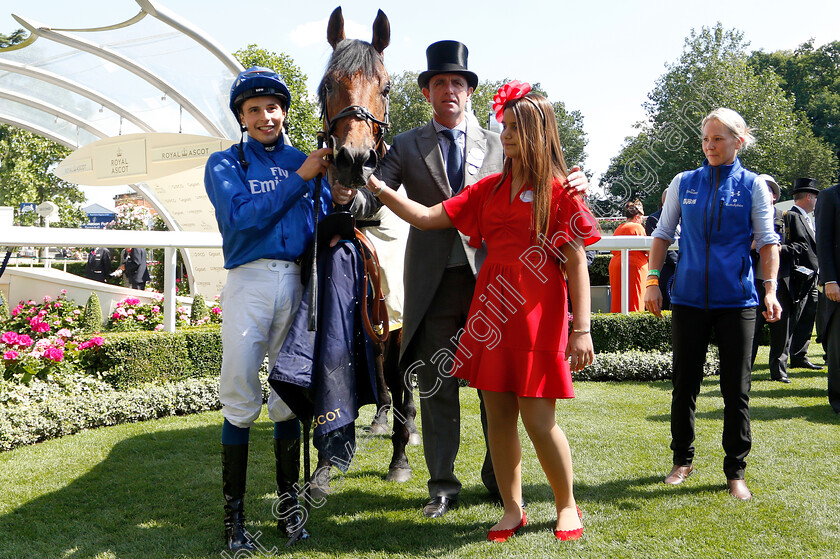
[365,81,600,542]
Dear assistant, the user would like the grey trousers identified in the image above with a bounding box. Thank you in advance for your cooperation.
[406,266,497,499]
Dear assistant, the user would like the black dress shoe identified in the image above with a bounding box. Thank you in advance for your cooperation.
[790,358,823,370]
[771,375,792,384]
[423,496,458,518]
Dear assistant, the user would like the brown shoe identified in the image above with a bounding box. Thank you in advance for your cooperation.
[727,479,752,501]
[663,464,694,485]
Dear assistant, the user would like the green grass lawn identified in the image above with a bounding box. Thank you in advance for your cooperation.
[1,345,838,559]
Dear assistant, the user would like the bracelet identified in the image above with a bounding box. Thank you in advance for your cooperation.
[646,277,659,287]
[763,279,778,288]
[367,183,383,197]
[648,269,661,278]
[571,329,590,334]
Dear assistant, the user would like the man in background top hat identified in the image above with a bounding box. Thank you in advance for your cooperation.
[750,175,794,381]
[786,178,823,371]
[331,39,589,518]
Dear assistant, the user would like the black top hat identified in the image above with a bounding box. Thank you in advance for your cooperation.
[792,177,819,195]
[417,40,478,90]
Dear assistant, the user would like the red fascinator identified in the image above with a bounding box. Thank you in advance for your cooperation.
[492,80,532,123]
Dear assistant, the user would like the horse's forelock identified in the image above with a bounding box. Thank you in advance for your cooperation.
[318,39,386,108]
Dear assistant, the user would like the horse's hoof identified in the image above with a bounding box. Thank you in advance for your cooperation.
[408,433,422,446]
[310,482,331,501]
[386,468,412,483]
[369,423,390,436]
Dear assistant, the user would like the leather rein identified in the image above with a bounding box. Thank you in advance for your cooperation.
[319,97,391,344]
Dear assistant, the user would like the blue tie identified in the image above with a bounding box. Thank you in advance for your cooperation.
[442,128,463,193]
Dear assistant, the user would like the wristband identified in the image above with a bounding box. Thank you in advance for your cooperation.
[648,269,661,278]
[646,277,660,287]
[763,279,778,289]
[572,329,590,334]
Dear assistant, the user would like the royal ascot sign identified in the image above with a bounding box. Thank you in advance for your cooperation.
[55,133,233,187]
[55,133,236,300]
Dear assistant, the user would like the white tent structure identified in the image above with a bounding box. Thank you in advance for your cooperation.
[0,0,243,301]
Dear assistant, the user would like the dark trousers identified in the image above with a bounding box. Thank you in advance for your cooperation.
[408,266,496,499]
[751,280,793,378]
[825,308,840,413]
[671,305,755,480]
[790,284,818,361]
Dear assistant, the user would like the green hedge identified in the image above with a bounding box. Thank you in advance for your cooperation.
[573,347,718,382]
[590,311,672,353]
[589,253,611,286]
[0,374,221,451]
[90,325,222,389]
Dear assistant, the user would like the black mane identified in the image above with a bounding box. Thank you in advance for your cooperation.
[318,39,385,108]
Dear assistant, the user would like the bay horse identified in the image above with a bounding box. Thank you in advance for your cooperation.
[312,6,419,494]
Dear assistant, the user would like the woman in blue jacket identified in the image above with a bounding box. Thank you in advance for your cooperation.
[645,108,781,501]
[204,67,331,550]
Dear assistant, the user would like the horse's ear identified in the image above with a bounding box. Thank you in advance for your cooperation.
[371,9,390,54]
[327,6,345,49]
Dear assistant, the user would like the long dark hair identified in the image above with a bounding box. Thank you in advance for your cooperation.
[495,92,569,243]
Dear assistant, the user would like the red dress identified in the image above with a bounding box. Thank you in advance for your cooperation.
[442,173,601,398]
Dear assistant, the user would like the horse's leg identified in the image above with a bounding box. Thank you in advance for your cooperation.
[384,330,412,482]
[370,340,391,435]
[310,452,333,500]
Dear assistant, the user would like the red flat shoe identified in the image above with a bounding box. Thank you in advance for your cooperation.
[487,511,527,543]
[554,506,583,541]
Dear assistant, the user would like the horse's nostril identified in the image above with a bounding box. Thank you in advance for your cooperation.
[364,150,378,170]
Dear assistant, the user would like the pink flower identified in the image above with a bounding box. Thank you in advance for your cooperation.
[125,297,141,306]
[154,324,164,331]
[31,321,51,333]
[43,347,64,362]
[137,315,146,321]
[11,307,20,317]
[57,329,73,338]
[1,331,19,345]
[152,306,160,313]
[89,337,104,347]
[211,307,222,315]
[16,335,33,347]
[3,350,19,360]
[61,289,67,294]
[54,302,62,308]
[73,310,81,315]
[43,295,52,302]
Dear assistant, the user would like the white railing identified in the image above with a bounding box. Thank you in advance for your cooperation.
[0,226,222,331]
[1,226,674,323]
[589,236,678,315]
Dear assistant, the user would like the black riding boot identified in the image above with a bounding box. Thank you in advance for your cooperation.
[222,444,256,552]
[274,437,310,542]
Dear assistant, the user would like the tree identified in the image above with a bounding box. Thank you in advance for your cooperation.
[748,40,840,158]
[233,45,320,153]
[0,28,27,48]
[384,71,432,142]
[599,24,837,217]
[0,125,87,227]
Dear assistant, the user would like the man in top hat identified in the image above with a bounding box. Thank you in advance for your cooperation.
[814,176,840,412]
[750,175,794,382]
[786,178,823,370]
[332,39,589,518]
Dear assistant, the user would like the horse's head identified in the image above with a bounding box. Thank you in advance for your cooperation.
[319,7,390,189]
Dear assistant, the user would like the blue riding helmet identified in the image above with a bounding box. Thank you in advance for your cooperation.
[229,66,292,119]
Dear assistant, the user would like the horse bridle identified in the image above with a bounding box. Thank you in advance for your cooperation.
[319,98,390,156]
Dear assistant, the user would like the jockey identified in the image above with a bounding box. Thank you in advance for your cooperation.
[204,66,332,551]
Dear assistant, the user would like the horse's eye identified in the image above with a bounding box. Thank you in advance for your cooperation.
[383,83,391,96]
[323,79,333,94]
